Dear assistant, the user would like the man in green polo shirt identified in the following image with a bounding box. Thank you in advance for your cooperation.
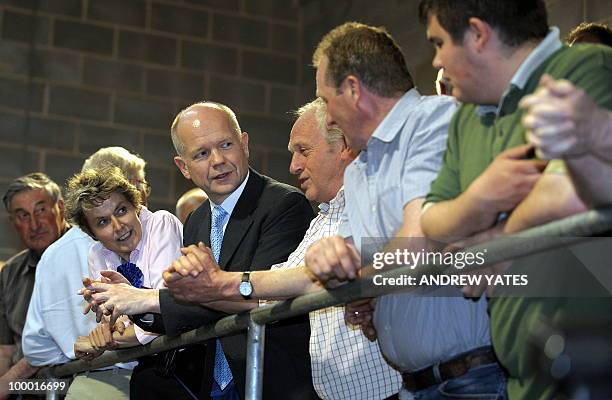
[418,0,612,398]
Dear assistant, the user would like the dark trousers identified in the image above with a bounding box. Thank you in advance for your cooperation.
[130,345,206,400]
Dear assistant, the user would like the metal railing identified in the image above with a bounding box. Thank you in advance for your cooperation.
[38,208,612,399]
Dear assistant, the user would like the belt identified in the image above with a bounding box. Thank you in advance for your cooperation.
[402,347,498,392]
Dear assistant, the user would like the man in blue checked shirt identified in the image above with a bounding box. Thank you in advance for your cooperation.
[304,22,507,400]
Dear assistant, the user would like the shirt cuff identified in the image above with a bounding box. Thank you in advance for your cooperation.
[134,323,159,345]
[421,201,436,215]
[544,159,567,175]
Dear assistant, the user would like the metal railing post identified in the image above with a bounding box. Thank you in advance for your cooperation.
[45,377,59,400]
[245,318,265,400]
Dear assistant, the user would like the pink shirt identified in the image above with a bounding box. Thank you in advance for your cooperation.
[88,207,183,343]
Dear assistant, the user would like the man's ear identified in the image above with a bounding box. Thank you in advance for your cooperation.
[57,199,66,219]
[240,132,250,158]
[466,17,493,52]
[174,156,191,179]
[339,137,358,162]
[344,147,360,162]
[343,75,362,104]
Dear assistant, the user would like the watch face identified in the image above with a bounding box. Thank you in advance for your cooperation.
[239,281,253,296]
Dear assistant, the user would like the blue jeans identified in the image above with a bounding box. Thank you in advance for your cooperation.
[403,363,508,400]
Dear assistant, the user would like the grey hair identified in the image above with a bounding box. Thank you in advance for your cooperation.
[3,172,62,212]
[170,101,242,155]
[294,98,345,145]
[82,147,146,183]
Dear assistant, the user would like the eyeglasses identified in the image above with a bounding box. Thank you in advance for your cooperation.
[131,180,152,197]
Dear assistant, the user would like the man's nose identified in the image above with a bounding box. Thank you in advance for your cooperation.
[433,54,442,70]
[30,214,40,231]
[210,149,225,165]
[289,153,304,175]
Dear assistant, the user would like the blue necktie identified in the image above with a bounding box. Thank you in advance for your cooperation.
[211,206,233,391]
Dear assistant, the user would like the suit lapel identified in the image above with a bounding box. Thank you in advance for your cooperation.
[183,199,212,247]
[219,170,263,269]
[200,205,212,247]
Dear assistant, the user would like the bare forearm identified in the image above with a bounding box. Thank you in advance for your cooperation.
[587,109,612,162]
[0,347,12,376]
[505,173,586,234]
[188,267,322,314]
[252,267,322,300]
[565,155,612,208]
[212,267,323,302]
[0,358,38,381]
[559,109,612,207]
[422,193,496,242]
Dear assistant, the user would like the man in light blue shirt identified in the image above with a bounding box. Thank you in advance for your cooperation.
[305,22,506,399]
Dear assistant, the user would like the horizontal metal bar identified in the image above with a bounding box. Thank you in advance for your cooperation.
[39,208,612,378]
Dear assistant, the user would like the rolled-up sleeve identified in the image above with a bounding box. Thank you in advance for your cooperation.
[404,99,457,206]
[425,109,462,205]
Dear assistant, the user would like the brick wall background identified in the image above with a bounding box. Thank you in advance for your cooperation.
[299,0,612,101]
[0,0,610,258]
[0,0,303,258]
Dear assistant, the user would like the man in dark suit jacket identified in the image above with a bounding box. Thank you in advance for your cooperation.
[167,102,318,400]
[154,168,316,400]
[88,102,317,400]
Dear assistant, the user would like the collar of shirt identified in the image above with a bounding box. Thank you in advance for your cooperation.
[99,206,152,265]
[476,27,562,116]
[20,249,40,276]
[209,170,250,231]
[368,88,421,144]
[318,186,345,215]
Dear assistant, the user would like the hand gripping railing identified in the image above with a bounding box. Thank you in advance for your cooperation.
[37,208,612,399]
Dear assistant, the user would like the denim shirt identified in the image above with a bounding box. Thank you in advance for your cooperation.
[339,89,491,372]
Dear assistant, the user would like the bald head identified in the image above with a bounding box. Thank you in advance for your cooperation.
[171,101,250,204]
[171,102,241,156]
[175,187,208,223]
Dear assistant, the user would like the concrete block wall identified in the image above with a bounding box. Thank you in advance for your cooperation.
[299,0,612,102]
[299,0,437,103]
[0,0,610,258]
[0,0,302,259]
